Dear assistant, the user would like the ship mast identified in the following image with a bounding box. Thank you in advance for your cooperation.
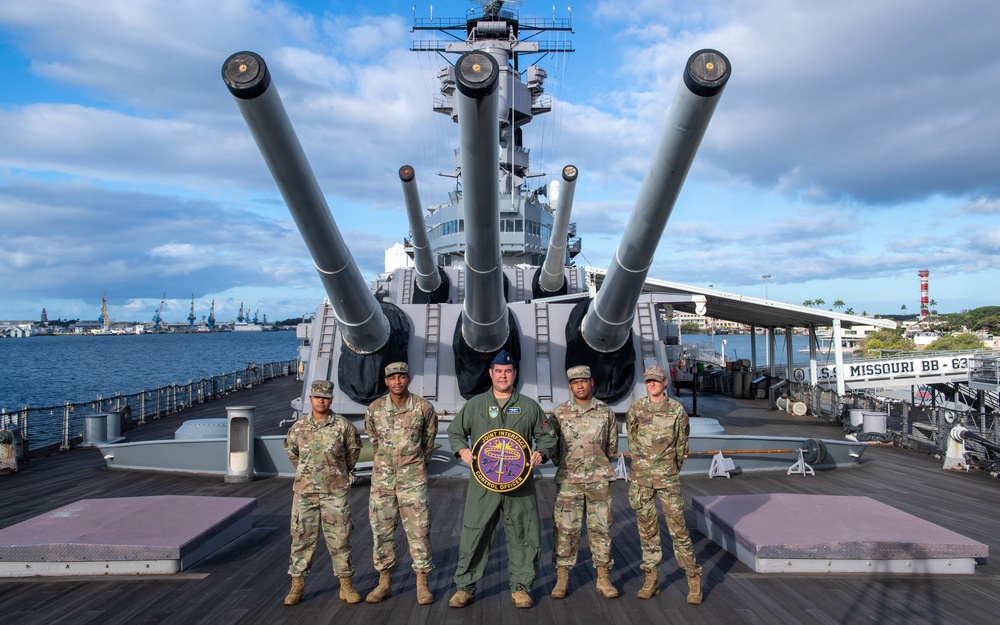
[411,1,575,267]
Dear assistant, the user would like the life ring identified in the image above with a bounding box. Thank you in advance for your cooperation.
[802,438,827,464]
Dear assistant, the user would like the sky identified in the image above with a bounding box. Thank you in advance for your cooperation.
[2,0,998,324]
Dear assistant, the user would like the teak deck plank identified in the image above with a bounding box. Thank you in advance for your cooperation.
[1,378,999,624]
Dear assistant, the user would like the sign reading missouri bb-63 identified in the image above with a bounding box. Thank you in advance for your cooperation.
[803,355,973,386]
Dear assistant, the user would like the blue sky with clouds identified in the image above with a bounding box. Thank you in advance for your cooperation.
[2,0,998,324]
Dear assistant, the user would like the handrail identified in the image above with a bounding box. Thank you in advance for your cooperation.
[778,378,1000,475]
[0,359,298,457]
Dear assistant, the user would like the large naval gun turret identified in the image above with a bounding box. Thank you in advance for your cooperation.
[222,4,729,420]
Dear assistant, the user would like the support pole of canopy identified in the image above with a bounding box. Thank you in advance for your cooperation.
[786,325,795,381]
[833,319,846,395]
[809,324,818,387]
[767,328,776,378]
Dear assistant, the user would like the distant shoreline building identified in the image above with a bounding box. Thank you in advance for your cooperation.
[673,311,748,333]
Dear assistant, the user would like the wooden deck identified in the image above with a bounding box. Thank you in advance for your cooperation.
[1,377,998,625]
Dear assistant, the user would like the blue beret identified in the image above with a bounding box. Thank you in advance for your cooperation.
[491,350,514,366]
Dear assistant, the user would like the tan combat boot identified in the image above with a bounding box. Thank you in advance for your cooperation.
[511,589,533,608]
[416,571,433,605]
[448,589,474,608]
[686,572,703,604]
[636,570,660,599]
[595,566,619,599]
[339,576,362,604]
[283,576,305,606]
[551,566,570,599]
[366,570,392,603]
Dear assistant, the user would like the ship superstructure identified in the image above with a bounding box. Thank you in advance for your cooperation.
[223,2,731,419]
[409,1,577,268]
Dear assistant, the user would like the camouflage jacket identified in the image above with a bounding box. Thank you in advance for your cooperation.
[551,397,618,484]
[364,393,438,488]
[625,396,690,488]
[285,411,362,495]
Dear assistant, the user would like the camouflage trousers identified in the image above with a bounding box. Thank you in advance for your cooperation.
[288,492,355,578]
[552,481,614,568]
[627,479,701,575]
[0,443,15,474]
[369,481,433,573]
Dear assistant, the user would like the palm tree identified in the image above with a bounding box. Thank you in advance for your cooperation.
[901,304,908,313]
[845,307,855,315]
[802,299,814,307]
[833,299,845,311]
[814,298,825,307]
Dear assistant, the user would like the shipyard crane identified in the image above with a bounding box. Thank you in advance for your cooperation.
[152,293,166,331]
[208,300,216,330]
[100,291,110,331]
[187,295,196,330]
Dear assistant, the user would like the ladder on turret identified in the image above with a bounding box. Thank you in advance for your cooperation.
[422,304,441,400]
[637,302,658,369]
[310,303,339,382]
[401,268,413,304]
[535,303,552,401]
[318,304,338,358]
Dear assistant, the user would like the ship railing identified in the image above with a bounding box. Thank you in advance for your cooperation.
[519,17,573,31]
[412,17,466,31]
[783,380,1000,475]
[410,39,574,54]
[868,347,993,361]
[0,359,298,460]
[970,354,1000,390]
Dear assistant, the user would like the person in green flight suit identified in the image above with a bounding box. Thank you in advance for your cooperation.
[446,350,558,609]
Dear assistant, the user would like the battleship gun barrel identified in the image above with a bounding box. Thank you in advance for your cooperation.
[538,165,579,293]
[582,49,730,352]
[455,51,509,353]
[222,51,390,353]
[399,165,442,294]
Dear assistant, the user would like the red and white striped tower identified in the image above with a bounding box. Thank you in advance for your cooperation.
[918,269,930,317]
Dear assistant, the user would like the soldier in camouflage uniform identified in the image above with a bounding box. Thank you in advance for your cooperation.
[549,365,620,600]
[282,379,363,606]
[625,365,703,604]
[364,362,438,605]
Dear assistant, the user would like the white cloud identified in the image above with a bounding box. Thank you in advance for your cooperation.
[0,0,996,319]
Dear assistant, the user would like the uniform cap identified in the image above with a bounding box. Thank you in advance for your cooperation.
[384,361,409,376]
[310,380,334,398]
[643,365,667,383]
[491,350,514,366]
[566,365,591,381]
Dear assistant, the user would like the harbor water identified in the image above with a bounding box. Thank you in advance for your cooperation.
[1,331,833,412]
[680,332,836,366]
[0,330,829,450]
[0,331,298,411]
